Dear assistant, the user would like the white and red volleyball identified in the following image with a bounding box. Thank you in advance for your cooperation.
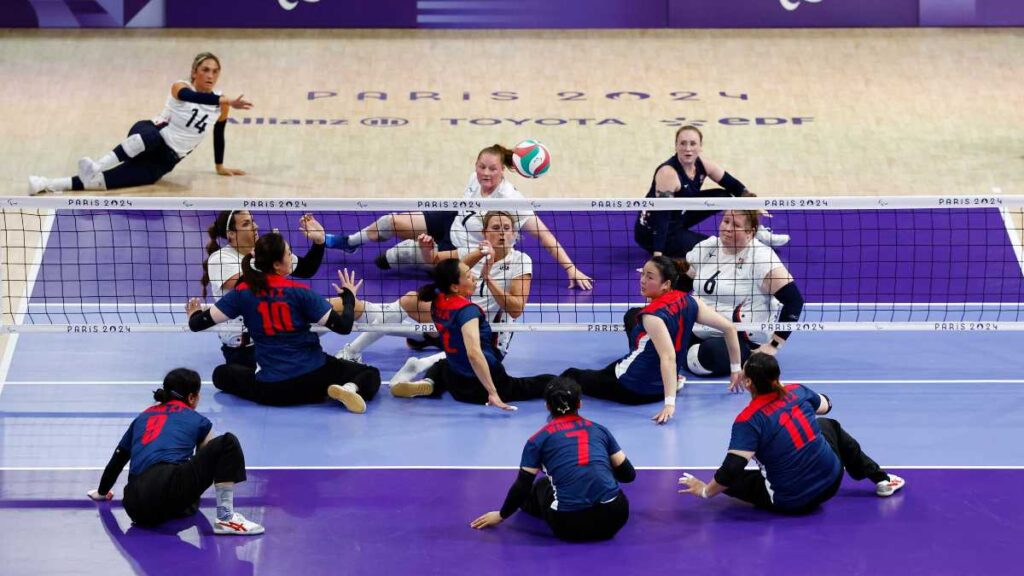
[511,139,551,178]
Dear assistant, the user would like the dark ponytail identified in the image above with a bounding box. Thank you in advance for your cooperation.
[648,255,692,292]
[744,352,786,399]
[153,368,202,403]
[200,210,237,297]
[544,377,581,417]
[241,233,287,294]
[416,258,463,302]
[478,144,515,170]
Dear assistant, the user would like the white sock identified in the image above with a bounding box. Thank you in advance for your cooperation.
[341,382,358,393]
[84,172,107,191]
[49,177,73,192]
[97,151,119,171]
[390,352,444,386]
[351,215,394,246]
[215,483,234,521]
[348,332,385,354]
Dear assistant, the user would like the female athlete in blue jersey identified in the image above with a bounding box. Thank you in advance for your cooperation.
[389,258,553,410]
[634,125,788,257]
[471,378,636,541]
[30,53,252,194]
[562,256,744,424]
[87,368,263,534]
[201,210,328,368]
[187,232,381,413]
[678,353,905,512]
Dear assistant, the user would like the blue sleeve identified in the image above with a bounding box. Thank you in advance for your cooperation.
[196,415,213,446]
[454,305,484,331]
[298,287,331,323]
[603,426,622,455]
[728,420,760,452]
[801,385,821,411]
[520,437,542,469]
[116,422,134,454]
[215,289,243,319]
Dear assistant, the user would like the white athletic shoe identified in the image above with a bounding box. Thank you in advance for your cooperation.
[391,379,434,398]
[875,474,906,497]
[335,344,363,364]
[28,176,53,196]
[77,157,104,189]
[214,512,265,535]
[328,383,367,414]
[755,225,790,247]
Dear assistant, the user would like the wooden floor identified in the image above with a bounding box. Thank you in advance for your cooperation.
[1,28,1021,199]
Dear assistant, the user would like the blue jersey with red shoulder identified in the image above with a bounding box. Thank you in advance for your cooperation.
[431,293,501,378]
[728,384,841,508]
[521,415,622,512]
[214,274,331,382]
[116,400,212,478]
[615,290,698,395]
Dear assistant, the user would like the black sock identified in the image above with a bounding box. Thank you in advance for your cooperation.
[72,177,85,191]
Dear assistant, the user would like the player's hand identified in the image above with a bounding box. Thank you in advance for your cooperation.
[486,394,517,412]
[299,213,326,245]
[332,268,364,298]
[225,94,253,110]
[185,297,204,318]
[652,404,675,425]
[728,370,745,393]
[216,165,246,176]
[566,265,593,291]
[470,511,503,529]
[87,489,113,502]
[677,473,706,498]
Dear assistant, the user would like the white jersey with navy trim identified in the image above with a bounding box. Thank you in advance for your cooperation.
[449,173,535,250]
[207,245,299,347]
[466,247,532,355]
[152,81,221,158]
[686,237,784,344]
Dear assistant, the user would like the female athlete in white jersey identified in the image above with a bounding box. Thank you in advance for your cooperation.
[29,52,251,194]
[324,144,593,290]
[683,210,804,376]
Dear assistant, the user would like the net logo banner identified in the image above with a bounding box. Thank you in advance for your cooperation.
[166,0,417,28]
[668,0,919,27]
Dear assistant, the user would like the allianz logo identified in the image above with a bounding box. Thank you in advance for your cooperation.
[779,0,823,11]
[279,0,320,11]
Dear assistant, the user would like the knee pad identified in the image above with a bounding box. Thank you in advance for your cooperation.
[220,432,239,447]
[686,345,712,376]
[386,239,428,268]
[121,133,146,158]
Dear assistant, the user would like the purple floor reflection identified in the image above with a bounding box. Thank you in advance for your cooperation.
[0,468,1016,575]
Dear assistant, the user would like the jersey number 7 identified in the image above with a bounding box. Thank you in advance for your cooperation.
[565,429,590,466]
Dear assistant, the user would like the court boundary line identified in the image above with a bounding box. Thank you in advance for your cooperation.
[7,378,1024,386]
[0,210,56,399]
[23,301,1024,310]
[1,465,1022,471]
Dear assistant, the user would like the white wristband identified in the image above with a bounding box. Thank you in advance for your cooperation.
[730,363,742,373]
[700,484,709,499]
[664,396,676,407]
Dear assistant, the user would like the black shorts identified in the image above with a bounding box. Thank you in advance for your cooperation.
[423,211,458,251]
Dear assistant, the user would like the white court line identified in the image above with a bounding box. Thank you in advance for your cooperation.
[1,465,1022,472]
[6,378,1024,386]
[0,210,56,399]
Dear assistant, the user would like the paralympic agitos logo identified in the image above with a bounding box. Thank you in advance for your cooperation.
[779,0,823,11]
[278,0,320,11]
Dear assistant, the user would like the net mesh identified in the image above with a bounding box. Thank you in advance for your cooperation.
[2,195,1023,333]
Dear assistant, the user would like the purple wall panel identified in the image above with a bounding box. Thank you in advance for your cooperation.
[920,0,1024,26]
[669,0,919,28]
[166,0,417,28]
[415,0,667,29]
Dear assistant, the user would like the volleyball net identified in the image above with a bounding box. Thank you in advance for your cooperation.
[2,194,1023,334]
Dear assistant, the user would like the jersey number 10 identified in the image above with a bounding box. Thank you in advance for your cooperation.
[257,302,295,335]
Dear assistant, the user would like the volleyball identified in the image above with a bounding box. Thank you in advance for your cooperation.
[512,139,551,178]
